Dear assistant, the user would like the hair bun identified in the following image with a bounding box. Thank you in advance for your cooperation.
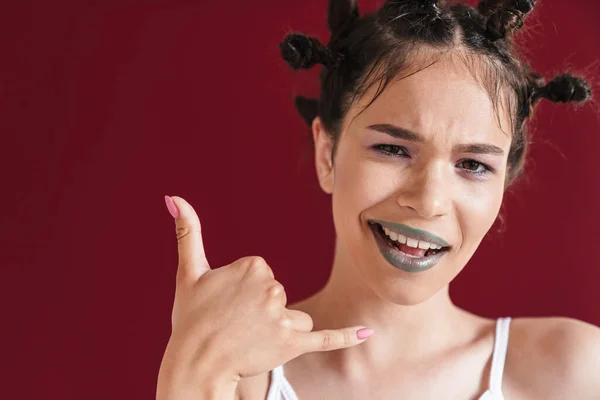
[538,74,592,103]
[280,33,334,70]
[484,0,536,41]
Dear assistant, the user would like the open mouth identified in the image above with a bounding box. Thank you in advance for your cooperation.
[370,222,450,260]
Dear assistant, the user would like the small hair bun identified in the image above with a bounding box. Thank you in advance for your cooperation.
[538,74,592,103]
[280,33,334,70]
[485,0,536,41]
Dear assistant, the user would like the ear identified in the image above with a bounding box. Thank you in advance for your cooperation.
[312,117,335,194]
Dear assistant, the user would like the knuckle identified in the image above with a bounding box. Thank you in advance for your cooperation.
[278,316,293,328]
[343,330,352,347]
[175,223,199,242]
[249,256,266,266]
[242,256,271,277]
[247,256,266,269]
[230,256,250,272]
[267,281,285,297]
[321,332,332,351]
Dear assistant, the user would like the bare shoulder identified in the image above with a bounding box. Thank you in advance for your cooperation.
[505,316,600,399]
[235,372,270,400]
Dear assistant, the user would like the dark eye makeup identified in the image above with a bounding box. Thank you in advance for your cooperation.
[370,144,495,178]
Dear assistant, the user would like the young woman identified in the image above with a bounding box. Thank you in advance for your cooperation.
[157,1,599,399]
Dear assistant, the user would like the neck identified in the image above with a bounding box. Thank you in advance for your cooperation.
[296,239,475,376]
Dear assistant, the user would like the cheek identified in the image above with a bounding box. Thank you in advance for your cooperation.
[456,184,503,248]
[331,147,382,240]
[333,152,403,216]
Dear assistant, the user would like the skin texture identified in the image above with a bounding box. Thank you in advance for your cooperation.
[235,52,600,399]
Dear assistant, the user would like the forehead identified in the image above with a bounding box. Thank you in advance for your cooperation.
[348,53,513,147]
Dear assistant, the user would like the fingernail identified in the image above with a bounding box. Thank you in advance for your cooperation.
[356,328,374,340]
[164,195,180,218]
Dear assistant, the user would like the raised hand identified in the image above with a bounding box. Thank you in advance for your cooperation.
[156,196,372,400]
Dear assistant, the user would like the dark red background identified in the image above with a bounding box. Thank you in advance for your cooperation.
[2,0,599,398]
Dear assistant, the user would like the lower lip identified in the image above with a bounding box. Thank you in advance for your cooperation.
[369,222,448,273]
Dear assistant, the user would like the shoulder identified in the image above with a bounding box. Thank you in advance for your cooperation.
[505,316,600,399]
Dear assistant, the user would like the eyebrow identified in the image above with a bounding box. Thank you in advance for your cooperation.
[367,123,505,156]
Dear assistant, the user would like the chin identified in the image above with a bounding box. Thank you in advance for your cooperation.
[348,239,469,306]
[361,262,451,306]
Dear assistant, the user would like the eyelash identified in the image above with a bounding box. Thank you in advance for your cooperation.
[371,144,495,177]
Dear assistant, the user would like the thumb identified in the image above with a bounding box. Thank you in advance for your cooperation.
[295,326,374,355]
[164,195,211,283]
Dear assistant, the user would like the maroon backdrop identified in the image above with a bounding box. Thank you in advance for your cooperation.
[2,0,599,398]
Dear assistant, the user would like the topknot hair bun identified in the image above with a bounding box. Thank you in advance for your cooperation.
[535,74,593,103]
[484,0,536,41]
[280,33,334,70]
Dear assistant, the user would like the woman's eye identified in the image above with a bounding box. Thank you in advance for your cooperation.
[372,144,409,157]
[457,159,492,175]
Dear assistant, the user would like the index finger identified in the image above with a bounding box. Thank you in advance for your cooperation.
[165,195,211,282]
[294,326,373,355]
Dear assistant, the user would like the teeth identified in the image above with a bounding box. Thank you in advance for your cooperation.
[418,241,431,250]
[383,228,395,241]
[381,225,443,250]
[406,237,419,248]
[397,233,407,244]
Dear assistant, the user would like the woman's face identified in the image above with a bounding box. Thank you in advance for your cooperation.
[313,55,513,305]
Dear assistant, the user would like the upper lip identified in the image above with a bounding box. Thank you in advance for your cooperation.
[369,219,451,248]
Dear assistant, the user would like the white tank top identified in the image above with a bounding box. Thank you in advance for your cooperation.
[266,317,511,400]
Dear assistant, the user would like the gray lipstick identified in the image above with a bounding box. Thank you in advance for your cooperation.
[368,221,448,273]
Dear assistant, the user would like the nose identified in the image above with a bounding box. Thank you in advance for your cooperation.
[396,162,452,219]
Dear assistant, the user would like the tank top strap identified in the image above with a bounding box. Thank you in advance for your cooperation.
[488,317,512,395]
[266,365,300,400]
[266,365,283,400]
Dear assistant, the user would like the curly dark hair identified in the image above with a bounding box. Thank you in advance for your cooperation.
[279,0,592,187]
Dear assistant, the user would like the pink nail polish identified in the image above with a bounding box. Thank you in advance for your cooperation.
[164,195,180,218]
[356,328,374,340]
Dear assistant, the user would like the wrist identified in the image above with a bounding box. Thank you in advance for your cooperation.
[197,375,238,400]
[157,370,237,400]
[157,350,238,400]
